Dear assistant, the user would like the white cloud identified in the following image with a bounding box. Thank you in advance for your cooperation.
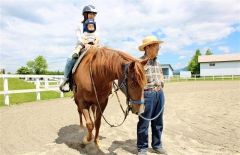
[174,62,187,70]
[179,56,186,60]
[218,46,231,54]
[1,0,240,72]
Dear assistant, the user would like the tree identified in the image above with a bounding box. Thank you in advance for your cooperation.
[27,56,48,74]
[45,70,64,75]
[26,60,35,73]
[187,49,201,75]
[205,49,213,55]
[34,56,48,74]
[16,66,32,74]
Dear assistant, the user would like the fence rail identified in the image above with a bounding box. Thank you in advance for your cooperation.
[1,74,240,106]
[164,74,240,81]
[0,74,64,106]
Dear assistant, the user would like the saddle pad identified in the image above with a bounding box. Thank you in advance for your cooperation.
[72,48,88,74]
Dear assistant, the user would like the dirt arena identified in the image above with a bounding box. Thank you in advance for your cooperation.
[0,81,240,155]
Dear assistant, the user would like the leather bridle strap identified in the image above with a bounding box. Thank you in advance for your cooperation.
[89,61,129,127]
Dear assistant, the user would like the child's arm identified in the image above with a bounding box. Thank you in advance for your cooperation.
[72,25,86,56]
[94,37,100,46]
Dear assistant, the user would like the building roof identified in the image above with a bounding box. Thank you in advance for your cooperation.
[198,54,240,63]
[161,64,174,71]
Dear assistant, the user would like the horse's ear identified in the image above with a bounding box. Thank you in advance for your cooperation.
[140,58,149,66]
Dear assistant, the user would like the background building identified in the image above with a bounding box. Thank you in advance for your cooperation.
[198,54,240,76]
[161,64,174,79]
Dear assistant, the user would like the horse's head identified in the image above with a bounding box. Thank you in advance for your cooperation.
[118,59,148,115]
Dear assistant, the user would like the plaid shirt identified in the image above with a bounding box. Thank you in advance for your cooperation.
[140,56,164,90]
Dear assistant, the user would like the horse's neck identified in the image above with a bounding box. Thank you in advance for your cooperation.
[94,51,126,82]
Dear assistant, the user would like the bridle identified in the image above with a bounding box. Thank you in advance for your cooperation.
[89,62,144,127]
[118,63,165,121]
[116,63,145,105]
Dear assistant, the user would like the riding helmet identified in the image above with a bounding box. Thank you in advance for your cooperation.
[82,5,97,15]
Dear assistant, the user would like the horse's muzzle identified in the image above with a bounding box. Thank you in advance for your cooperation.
[131,104,145,115]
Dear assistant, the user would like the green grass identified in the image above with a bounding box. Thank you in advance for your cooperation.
[39,81,59,86]
[0,78,35,91]
[1,75,238,107]
[0,78,72,107]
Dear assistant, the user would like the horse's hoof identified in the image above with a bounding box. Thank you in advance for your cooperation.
[79,125,85,132]
[80,124,84,128]
[94,139,100,148]
[82,136,91,145]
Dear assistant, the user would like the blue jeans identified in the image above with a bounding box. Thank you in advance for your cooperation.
[64,58,77,79]
[137,89,165,151]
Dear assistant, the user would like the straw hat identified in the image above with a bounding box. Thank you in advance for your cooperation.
[138,36,163,51]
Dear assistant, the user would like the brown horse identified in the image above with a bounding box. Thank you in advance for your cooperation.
[73,46,148,147]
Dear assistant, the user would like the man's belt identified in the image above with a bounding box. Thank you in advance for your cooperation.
[144,86,161,92]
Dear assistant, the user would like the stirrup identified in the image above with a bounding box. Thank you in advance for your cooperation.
[59,80,70,92]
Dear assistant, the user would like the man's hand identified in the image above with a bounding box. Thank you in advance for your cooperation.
[161,82,164,88]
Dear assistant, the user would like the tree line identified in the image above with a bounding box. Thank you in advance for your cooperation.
[187,49,213,75]
[16,56,63,75]
[16,49,213,75]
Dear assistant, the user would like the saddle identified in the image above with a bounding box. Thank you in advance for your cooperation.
[69,48,88,91]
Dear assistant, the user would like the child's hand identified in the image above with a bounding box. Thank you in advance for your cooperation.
[85,44,91,49]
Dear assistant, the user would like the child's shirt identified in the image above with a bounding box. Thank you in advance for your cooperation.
[76,25,99,46]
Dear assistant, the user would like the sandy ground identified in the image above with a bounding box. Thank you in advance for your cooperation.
[0,81,240,155]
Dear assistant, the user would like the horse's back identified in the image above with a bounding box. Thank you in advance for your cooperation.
[74,47,97,93]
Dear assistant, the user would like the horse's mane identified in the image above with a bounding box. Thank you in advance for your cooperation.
[114,48,147,87]
[90,47,146,87]
[131,61,147,87]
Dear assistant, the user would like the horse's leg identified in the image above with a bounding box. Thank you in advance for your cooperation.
[74,97,84,129]
[78,107,84,130]
[91,105,96,122]
[82,108,94,144]
[94,99,108,147]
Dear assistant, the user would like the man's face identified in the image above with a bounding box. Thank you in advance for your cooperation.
[145,43,160,59]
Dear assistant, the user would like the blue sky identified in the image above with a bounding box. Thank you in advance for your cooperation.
[1,0,240,73]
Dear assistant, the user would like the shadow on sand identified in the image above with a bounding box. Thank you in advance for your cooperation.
[55,124,137,155]
[55,124,106,155]
[108,139,137,154]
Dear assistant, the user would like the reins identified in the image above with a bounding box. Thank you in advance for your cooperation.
[89,61,130,127]
[112,81,126,115]
[138,100,164,121]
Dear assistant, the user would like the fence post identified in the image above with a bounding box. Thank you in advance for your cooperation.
[36,78,41,101]
[60,78,64,98]
[44,77,49,89]
[3,76,10,106]
[213,75,215,80]
[232,75,234,80]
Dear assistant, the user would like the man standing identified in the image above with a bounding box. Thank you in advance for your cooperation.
[137,36,166,155]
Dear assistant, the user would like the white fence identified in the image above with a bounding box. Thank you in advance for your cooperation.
[164,74,240,81]
[0,74,64,106]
